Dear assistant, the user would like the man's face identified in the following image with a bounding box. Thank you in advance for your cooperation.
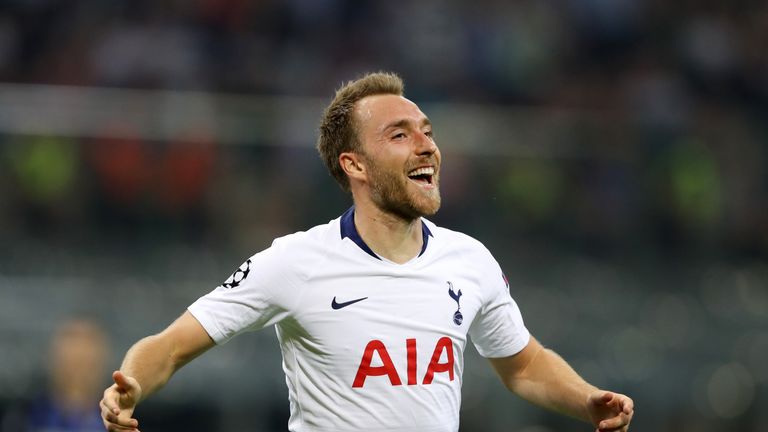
[353,94,441,219]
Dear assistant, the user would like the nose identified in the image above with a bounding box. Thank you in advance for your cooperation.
[415,131,438,156]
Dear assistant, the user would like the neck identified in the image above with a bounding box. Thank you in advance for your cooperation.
[352,199,424,264]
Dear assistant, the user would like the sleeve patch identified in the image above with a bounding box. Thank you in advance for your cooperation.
[220,258,252,289]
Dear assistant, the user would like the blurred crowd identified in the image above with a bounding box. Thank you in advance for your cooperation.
[1,1,767,431]
[0,0,766,257]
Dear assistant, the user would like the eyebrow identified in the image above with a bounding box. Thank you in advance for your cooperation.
[383,117,432,132]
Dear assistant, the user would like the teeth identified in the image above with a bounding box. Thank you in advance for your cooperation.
[408,167,435,177]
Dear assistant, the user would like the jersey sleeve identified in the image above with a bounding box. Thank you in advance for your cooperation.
[468,254,530,358]
[188,241,295,345]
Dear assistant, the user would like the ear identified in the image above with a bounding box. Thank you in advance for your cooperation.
[339,152,367,183]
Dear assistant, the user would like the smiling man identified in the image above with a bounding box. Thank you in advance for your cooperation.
[100,72,634,432]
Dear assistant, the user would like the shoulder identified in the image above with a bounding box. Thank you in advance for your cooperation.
[261,217,341,278]
[424,219,509,297]
[270,217,339,252]
[423,218,495,260]
[423,219,503,283]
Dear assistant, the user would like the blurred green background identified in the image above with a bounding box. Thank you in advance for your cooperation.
[0,1,766,431]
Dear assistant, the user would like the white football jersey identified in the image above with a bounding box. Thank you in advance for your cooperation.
[188,207,530,432]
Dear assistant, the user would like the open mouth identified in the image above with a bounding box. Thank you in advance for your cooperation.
[407,166,435,186]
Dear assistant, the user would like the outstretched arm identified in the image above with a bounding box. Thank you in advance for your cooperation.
[488,336,634,432]
[99,311,215,432]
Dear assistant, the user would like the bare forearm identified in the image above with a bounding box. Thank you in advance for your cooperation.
[101,313,215,430]
[119,334,180,402]
[508,347,597,422]
[491,337,633,430]
[119,312,214,403]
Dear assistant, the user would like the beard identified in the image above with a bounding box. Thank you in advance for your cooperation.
[364,154,441,220]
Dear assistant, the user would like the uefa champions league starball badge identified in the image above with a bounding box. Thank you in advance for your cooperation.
[447,281,463,326]
[221,259,252,289]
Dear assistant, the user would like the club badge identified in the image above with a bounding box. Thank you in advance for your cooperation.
[447,281,463,326]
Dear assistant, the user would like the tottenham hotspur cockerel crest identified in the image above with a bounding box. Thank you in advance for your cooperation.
[447,281,462,325]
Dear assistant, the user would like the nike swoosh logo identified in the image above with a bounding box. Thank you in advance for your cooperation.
[331,296,368,310]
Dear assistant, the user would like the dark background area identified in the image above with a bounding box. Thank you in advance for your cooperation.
[1,1,767,431]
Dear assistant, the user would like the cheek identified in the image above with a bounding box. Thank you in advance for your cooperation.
[375,154,407,175]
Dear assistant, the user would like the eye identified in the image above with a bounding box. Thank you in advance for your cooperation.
[391,132,406,140]
[424,130,434,138]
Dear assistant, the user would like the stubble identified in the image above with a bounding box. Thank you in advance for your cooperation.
[364,154,441,220]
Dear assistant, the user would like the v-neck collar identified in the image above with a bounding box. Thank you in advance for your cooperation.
[339,206,432,261]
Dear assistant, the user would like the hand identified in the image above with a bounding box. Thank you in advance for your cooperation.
[586,391,634,432]
[100,370,143,432]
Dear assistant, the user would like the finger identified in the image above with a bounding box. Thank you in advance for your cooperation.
[100,400,117,421]
[104,420,138,432]
[606,392,622,408]
[103,416,140,430]
[100,402,139,429]
[597,412,630,431]
[620,396,634,414]
[102,388,121,413]
[113,370,134,391]
[113,371,142,402]
[101,406,132,426]
[591,391,614,406]
[596,426,628,432]
[105,424,135,432]
[104,415,139,429]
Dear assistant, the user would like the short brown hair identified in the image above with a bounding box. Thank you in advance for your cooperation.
[317,71,404,191]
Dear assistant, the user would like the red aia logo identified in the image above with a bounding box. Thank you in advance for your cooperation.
[352,337,455,388]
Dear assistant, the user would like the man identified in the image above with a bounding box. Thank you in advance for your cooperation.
[14,317,109,432]
[100,72,634,432]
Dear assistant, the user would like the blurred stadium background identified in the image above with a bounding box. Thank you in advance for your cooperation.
[1,1,767,431]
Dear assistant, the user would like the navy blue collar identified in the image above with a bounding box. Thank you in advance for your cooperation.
[340,207,433,260]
